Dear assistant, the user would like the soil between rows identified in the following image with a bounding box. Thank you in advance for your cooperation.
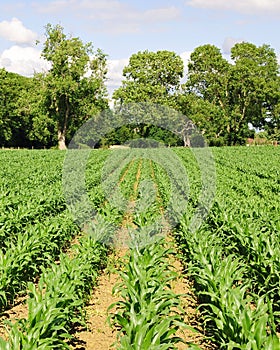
[0,157,216,349]
[70,239,216,350]
[0,235,216,349]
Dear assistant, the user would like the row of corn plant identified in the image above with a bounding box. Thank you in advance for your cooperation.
[132,158,163,227]
[108,149,199,349]
[126,148,191,232]
[150,159,171,209]
[109,232,193,350]
[174,146,280,347]
[0,149,109,248]
[67,149,135,229]
[106,146,279,348]
[96,151,137,225]
[0,221,111,349]
[0,149,109,312]
[205,199,280,327]
[208,147,280,329]
[0,193,67,249]
[0,151,66,247]
[175,214,280,349]
[0,212,77,312]
[61,148,111,228]
[119,158,142,200]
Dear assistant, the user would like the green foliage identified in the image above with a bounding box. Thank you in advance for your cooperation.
[1,233,108,348]
[102,123,183,147]
[16,74,57,148]
[111,50,185,147]
[1,37,279,148]
[175,146,280,348]
[41,24,109,149]
[0,150,78,311]
[0,69,33,147]
[114,50,183,105]
[0,142,280,349]
[109,236,186,349]
[180,42,280,145]
[0,24,109,149]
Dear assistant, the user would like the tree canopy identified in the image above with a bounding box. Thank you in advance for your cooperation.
[113,50,184,108]
[0,32,279,148]
[179,42,280,145]
[41,24,109,149]
[111,50,184,146]
[0,69,33,147]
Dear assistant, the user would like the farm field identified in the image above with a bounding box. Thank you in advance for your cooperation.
[0,146,279,349]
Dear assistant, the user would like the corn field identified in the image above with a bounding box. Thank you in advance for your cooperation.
[0,146,279,349]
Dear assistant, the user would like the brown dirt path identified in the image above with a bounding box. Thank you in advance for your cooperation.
[70,249,126,350]
[170,253,217,350]
[71,238,216,350]
[0,295,28,340]
[71,157,217,349]
[70,159,142,349]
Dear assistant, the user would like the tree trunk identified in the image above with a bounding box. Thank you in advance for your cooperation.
[58,129,67,150]
[183,133,191,147]
[57,97,70,150]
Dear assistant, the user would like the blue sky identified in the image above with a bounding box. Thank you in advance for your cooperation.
[0,0,279,95]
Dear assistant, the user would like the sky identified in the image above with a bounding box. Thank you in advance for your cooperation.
[0,0,280,97]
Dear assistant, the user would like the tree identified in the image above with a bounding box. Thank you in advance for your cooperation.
[16,73,57,148]
[111,50,184,145]
[113,50,184,107]
[177,93,226,146]
[181,44,231,144]
[229,42,279,144]
[182,42,280,145]
[41,24,108,149]
[0,69,32,147]
[264,84,280,142]
[186,44,230,105]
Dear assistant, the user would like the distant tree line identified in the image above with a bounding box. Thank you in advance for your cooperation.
[0,24,279,148]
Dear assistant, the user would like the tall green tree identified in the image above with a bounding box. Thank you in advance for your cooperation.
[186,44,230,106]
[177,93,226,146]
[113,50,184,107]
[111,50,184,146]
[0,68,32,147]
[41,24,108,149]
[182,42,280,145]
[229,42,279,144]
[264,83,280,141]
[16,73,57,148]
[180,44,231,145]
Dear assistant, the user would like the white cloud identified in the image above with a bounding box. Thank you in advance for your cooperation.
[180,51,192,65]
[0,46,50,76]
[143,7,181,21]
[186,0,280,15]
[33,0,181,34]
[107,58,128,87]
[0,43,127,94]
[0,18,38,44]
[222,37,244,54]
[106,57,128,97]
[180,51,192,82]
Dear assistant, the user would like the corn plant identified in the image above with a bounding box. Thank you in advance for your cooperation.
[176,216,280,349]
[0,213,77,312]
[109,234,190,349]
[0,227,109,349]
